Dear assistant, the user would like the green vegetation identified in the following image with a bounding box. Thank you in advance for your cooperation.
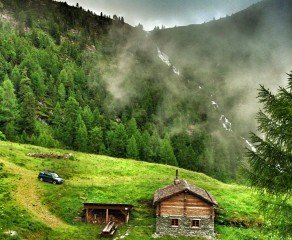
[0,140,264,239]
[0,0,291,238]
[0,0,249,183]
[247,73,292,237]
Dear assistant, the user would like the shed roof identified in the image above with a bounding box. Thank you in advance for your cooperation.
[83,203,133,210]
[153,179,217,206]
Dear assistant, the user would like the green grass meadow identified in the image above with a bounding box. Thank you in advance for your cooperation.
[0,141,265,239]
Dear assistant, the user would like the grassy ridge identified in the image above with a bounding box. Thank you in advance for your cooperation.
[0,141,264,239]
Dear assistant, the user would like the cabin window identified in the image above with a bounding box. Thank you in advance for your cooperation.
[191,219,200,228]
[171,218,179,227]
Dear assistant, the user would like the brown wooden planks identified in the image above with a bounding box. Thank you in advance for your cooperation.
[158,193,213,217]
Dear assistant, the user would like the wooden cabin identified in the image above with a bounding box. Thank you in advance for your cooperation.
[153,177,217,239]
[83,203,133,226]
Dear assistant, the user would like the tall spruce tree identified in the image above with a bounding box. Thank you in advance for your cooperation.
[107,121,128,157]
[159,137,178,166]
[63,96,80,146]
[248,72,292,237]
[89,126,104,153]
[248,73,292,196]
[126,135,139,159]
[75,114,88,152]
[0,76,19,139]
[19,77,37,136]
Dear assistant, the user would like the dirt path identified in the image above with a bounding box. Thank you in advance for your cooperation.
[0,158,70,229]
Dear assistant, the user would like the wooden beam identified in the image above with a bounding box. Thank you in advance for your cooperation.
[86,208,89,222]
[105,209,109,223]
[126,212,129,223]
[183,192,187,216]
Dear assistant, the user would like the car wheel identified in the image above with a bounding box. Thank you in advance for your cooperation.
[40,178,43,181]
[53,181,57,184]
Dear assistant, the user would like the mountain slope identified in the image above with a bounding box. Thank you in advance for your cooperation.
[0,141,265,240]
[0,0,247,183]
[151,0,292,135]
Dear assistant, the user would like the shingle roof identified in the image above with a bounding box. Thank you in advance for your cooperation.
[153,179,218,206]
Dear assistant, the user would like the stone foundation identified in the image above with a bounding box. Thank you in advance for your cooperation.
[156,216,215,240]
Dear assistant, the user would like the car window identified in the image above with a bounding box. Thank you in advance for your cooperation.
[51,173,59,178]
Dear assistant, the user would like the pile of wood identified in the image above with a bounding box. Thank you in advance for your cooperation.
[27,152,73,159]
[100,221,116,237]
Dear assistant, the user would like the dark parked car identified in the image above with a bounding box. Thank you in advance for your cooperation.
[38,171,64,184]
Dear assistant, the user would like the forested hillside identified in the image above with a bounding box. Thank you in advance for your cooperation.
[151,0,292,135]
[1,0,287,182]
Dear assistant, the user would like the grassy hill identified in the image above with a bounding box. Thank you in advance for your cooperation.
[0,141,265,240]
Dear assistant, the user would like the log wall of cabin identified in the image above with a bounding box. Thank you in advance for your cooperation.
[158,192,213,217]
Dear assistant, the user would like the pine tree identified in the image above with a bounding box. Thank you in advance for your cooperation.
[31,68,46,99]
[19,77,36,136]
[107,121,128,157]
[58,82,66,104]
[63,96,80,146]
[11,66,22,91]
[149,130,161,162]
[0,131,6,141]
[126,118,138,137]
[51,102,63,140]
[89,126,104,153]
[34,122,59,148]
[248,72,292,237]
[82,106,94,130]
[159,137,177,166]
[177,145,197,170]
[0,76,19,139]
[248,73,292,196]
[140,130,152,161]
[75,114,88,151]
[126,135,139,159]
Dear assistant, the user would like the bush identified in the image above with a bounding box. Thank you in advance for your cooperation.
[0,131,7,141]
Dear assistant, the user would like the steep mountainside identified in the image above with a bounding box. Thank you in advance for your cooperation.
[151,0,292,135]
[0,0,251,182]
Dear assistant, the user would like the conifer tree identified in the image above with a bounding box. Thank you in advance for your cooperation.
[89,126,104,153]
[140,130,152,161]
[0,76,19,139]
[248,72,292,196]
[126,135,139,159]
[0,131,6,141]
[31,68,46,99]
[75,114,88,151]
[107,121,128,157]
[82,106,94,130]
[58,82,66,104]
[19,77,36,136]
[248,73,292,237]
[51,102,63,140]
[126,118,138,137]
[149,130,161,162]
[177,145,197,170]
[11,66,22,91]
[159,137,178,166]
[63,96,80,146]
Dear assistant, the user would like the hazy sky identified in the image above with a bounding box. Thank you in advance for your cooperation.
[58,0,261,30]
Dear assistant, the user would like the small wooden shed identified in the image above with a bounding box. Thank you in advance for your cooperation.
[153,176,217,239]
[83,203,133,225]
